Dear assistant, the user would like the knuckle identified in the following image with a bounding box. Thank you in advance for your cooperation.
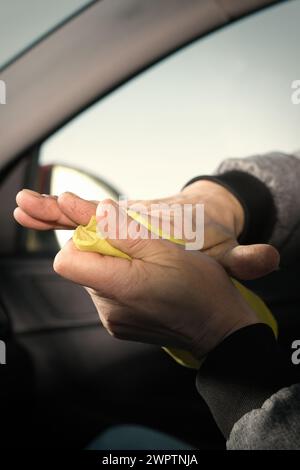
[101,198,114,206]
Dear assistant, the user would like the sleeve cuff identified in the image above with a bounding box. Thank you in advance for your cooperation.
[183,171,277,245]
[196,324,294,439]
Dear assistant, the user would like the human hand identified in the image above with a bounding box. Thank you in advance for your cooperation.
[50,199,259,359]
[14,180,279,281]
[14,189,97,230]
[120,180,279,280]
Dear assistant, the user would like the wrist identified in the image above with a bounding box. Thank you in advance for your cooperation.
[187,284,260,360]
[191,315,260,361]
[182,179,245,237]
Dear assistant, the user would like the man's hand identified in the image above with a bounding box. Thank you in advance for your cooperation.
[14,189,96,230]
[14,180,279,281]
[123,180,279,280]
[51,200,259,359]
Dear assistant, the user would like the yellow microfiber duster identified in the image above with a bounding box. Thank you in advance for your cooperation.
[73,214,278,369]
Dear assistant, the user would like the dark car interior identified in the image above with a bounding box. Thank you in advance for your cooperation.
[1,0,299,449]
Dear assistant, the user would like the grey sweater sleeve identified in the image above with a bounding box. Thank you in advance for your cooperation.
[228,385,300,450]
[217,153,300,448]
[216,152,300,248]
[196,325,299,450]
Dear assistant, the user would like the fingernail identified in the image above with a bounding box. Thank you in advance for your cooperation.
[64,191,80,198]
[22,189,41,198]
[41,194,57,199]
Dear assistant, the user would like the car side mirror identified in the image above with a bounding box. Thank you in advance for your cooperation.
[29,164,121,250]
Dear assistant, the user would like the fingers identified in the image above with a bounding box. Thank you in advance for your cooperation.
[15,189,98,230]
[15,190,76,229]
[96,199,172,260]
[13,207,68,230]
[220,243,280,280]
[53,239,130,296]
[17,191,279,282]
[57,192,97,226]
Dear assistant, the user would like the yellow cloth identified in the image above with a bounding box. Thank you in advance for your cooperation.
[73,215,278,369]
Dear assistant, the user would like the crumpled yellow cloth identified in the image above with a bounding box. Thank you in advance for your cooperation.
[73,214,278,369]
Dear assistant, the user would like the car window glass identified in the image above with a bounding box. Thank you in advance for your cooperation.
[0,0,94,68]
[40,0,300,200]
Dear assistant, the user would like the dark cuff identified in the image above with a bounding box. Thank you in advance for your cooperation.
[183,171,277,245]
[196,324,294,439]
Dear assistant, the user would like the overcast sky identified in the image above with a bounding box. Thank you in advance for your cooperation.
[1,0,299,199]
[42,0,300,199]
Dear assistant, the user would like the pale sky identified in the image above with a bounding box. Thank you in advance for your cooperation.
[1,0,299,200]
[41,0,300,199]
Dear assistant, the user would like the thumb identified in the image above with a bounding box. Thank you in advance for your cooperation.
[220,242,280,280]
[96,199,170,259]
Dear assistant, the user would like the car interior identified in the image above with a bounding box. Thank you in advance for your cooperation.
[1,0,300,449]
